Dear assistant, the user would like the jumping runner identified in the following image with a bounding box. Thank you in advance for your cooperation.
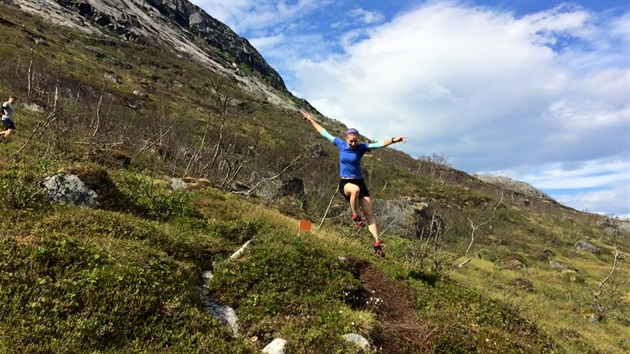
[303,112,406,257]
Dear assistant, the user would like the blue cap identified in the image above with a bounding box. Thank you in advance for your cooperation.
[345,128,359,136]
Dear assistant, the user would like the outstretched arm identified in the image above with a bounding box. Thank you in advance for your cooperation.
[302,112,325,132]
[303,112,335,143]
[368,136,407,149]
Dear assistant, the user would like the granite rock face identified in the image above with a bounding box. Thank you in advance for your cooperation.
[13,0,290,99]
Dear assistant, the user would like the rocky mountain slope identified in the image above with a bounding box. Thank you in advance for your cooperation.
[10,0,297,108]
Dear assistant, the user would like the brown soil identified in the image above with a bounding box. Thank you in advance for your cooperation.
[346,256,429,353]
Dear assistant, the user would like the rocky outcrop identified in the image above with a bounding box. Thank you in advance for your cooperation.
[14,0,293,105]
[574,240,600,254]
[474,174,551,200]
[328,197,437,238]
[144,0,285,91]
[372,198,436,238]
[257,177,306,201]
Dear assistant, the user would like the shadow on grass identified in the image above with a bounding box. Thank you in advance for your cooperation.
[408,269,439,286]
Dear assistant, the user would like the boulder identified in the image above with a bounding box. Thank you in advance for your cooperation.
[603,227,619,236]
[257,177,305,201]
[170,178,188,191]
[574,240,600,254]
[262,338,288,354]
[370,198,435,238]
[199,293,239,336]
[342,333,370,351]
[21,102,44,112]
[549,260,569,271]
[42,174,99,208]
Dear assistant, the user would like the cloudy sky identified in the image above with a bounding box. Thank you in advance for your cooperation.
[189,0,629,219]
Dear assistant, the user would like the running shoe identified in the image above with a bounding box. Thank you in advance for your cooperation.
[352,213,364,228]
[374,243,385,258]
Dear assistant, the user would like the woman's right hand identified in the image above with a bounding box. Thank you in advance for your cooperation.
[302,112,313,122]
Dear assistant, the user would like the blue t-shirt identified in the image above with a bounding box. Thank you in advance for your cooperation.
[333,137,369,178]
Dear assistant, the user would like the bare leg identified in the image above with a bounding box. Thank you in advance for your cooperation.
[0,129,13,139]
[343,183,360,216]
[359,196,379,244]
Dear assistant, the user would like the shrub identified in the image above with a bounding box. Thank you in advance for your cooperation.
[0,167,50,210]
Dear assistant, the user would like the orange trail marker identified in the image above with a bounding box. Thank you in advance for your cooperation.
[298,219,312,232]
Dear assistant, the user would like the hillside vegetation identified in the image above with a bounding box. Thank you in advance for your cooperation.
[1,4,628,353]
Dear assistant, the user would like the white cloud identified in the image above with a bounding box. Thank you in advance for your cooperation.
[491,158,629,189]
[554,183,629,217]
[289,2,628,166]
[190,0,327,35]
[512,3,594,45]
[348,8,385,25]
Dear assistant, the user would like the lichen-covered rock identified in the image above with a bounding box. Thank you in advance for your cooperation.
[43,174,99,208]
[574,240,600,254]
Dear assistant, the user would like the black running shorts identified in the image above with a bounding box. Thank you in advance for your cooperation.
[2,119,15,130]
[338,178,370,201]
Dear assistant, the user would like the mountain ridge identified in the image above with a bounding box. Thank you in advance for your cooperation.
[11,0,298,107]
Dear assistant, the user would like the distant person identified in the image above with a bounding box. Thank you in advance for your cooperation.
[303,112,406,257]
[1,95,16,140]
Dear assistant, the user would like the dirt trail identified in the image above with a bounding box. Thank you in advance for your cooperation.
[347,256,429,353]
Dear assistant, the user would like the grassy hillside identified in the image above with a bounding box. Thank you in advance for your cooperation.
[1,4,628,353]
[0,165,561,353]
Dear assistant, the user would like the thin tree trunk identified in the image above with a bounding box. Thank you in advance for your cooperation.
[318,185,338,229]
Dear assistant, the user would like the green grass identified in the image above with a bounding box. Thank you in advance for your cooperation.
[0,166,563,352]
[0,217,252,353]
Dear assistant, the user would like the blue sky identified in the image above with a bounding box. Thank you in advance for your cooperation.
[190,0,630,219]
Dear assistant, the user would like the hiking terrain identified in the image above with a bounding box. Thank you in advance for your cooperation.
[0,1,628,353]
